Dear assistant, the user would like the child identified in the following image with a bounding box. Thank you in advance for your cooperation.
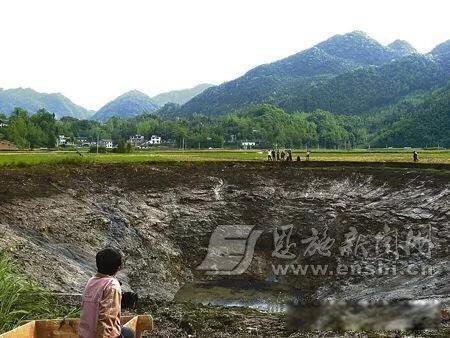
[79,248,134,338]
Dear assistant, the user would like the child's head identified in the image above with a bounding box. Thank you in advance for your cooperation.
[96,248,122,276]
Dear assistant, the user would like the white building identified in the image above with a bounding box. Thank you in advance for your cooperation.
[57,135,68,147]
[76,137,91,147]
[139,135,162,148]
[99,139,113,149]
[241,141,256,149]
[148,135,161,145]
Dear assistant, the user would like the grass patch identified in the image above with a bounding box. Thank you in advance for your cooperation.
[0,253,78,333]
[0,149,449,167]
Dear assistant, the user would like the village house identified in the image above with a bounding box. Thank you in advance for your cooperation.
[56,135,75,147]
[140,135,162,148]
[148,135,162,144]
[128,134,145,147]
[132,135,163,148]
[241,141,256,149]
[99,139,113,149]
[57,135,68,147]
[76,137,91,147]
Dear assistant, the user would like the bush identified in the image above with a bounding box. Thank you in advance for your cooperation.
[89,146,108,153]
[113,140,132,153]
[0,253,77,333]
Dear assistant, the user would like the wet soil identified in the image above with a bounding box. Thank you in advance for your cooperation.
[0,162,449,336]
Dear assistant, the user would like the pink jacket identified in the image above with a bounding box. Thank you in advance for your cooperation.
[78,274,122,338]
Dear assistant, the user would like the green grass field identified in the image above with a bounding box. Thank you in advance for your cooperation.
[0,149,449,167]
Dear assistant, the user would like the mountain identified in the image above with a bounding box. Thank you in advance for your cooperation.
[430,40,450,74]
[388,39,417,57]
[315,31,398,65]
[152,83,213,106]
[0,88,92,119]
[178,32,450,117]
[91,90,159,121]
[280,54,448,114]
[178,31,415,116]
[369,84,450,147]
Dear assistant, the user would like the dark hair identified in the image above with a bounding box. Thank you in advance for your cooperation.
[96,248,122,275]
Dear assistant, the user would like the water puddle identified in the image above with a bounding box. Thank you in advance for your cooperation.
[174,279,300,313]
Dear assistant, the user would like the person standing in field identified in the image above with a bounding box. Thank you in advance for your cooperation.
[413,150,419,162]
[287,149,292,161]
[306,151,311,160]
[79,248,135,338]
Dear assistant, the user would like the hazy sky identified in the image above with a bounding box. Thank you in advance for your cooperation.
[0,0,449,110]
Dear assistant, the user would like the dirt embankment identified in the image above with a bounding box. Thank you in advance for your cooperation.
[0,162,449,335]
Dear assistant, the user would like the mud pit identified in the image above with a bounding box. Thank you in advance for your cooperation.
[0,162,449,336]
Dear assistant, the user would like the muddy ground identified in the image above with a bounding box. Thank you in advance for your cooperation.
[0,162,449,336]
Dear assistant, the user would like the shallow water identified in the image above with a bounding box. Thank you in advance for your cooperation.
[174,279,299,313]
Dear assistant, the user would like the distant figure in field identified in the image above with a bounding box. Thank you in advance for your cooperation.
[413,150,419,162]
[286,149,292,161]
[276,149,280,161]
[281,150,285,161]
[271,149,276,161]
[296,155,301,161]
[306,151,311,160]
[267,149,272,161]
[79,248,135,338]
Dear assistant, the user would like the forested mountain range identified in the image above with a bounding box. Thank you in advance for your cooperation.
[177,31,450,116]
[0,88,92,119]
[151,83,213,106]
[90,84,214,121]
[91,90,159,121]
[0,83,213,121]
[1,31,449,149]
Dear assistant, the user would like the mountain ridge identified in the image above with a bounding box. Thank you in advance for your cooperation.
[152,83,213,106]
[0,87,92,119]
[178,31,449,116]
[91,90,159,121]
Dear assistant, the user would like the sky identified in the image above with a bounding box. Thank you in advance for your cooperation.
[0,0,449,110]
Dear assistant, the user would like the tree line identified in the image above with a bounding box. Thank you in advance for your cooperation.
[0,85,448,150]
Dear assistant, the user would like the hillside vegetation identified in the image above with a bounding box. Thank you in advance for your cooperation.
[177,31,449,116]
[1,83,449,151]
[152,83,213,106]
[0,88,92,119]
[91,90,159,121]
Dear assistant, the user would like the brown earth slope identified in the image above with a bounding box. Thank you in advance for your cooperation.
[0,163,449,335]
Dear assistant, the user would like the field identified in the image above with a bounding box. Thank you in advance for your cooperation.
[0,148,449,167]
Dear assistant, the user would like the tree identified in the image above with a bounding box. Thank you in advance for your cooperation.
[7,108,31,149]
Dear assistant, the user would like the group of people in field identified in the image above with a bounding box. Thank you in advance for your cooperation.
[266,149,420,162]
[267,148,311,162]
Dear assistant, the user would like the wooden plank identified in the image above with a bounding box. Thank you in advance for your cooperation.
[123,315,153,338]
[1,315,153,338]
[123,316,139,331]
[34,319,79,338]
[0,321,36,338]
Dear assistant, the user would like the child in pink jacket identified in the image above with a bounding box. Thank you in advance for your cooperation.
[79,248,134,338]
